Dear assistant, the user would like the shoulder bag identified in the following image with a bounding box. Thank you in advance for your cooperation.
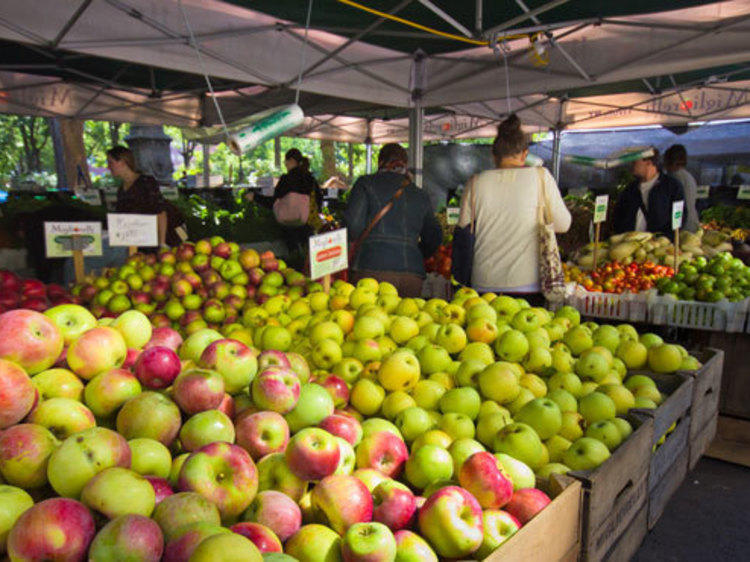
[348,176,409,264]
[450,176,476,287]
[537,167,566,302]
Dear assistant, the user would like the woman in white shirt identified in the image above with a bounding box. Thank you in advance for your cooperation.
[664,144,699,232]
[457,115,571,302]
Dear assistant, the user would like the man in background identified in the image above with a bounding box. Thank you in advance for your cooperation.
[664,144,699,232]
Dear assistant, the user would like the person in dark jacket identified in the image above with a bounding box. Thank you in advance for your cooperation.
[344,143,442,297]
[612,147,686,238]
[107,146,170,247]
[273,149,320,269]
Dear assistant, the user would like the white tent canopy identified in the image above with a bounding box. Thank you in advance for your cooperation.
[1,0,750,140]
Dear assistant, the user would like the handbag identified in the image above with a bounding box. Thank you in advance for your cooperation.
[273,192,310,227]
[349,177,409,264]
[536,167,566,301]
[451,176,476,287]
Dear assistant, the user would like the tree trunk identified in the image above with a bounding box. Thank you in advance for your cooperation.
[321,139,336,181]
[109,122,121,146]
[59,118,91,188]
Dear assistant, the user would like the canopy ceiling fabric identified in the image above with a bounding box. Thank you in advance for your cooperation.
[1,0,750,140]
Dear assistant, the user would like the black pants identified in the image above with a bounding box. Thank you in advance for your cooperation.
[282,225,312,270]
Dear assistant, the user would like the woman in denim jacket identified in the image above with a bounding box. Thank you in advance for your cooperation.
[345,144,442,297]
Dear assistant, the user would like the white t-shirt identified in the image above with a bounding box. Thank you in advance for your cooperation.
[458,167,571,292]
[671,168,699,232]
[634,175,659,232]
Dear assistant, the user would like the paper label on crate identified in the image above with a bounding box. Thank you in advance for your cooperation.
[44,222,102,258]
[309,228,348,280]
[76,189,102,206]
[446,207,460,225]
[738,185,750,200]
[593,195,609,224]
[672,200,684,230]
[107,214,158,247]
[159,185,179,200]
[696,185,710,199]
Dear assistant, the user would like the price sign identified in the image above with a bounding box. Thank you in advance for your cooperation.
[738,185,750,200]
[44,222,102,258]
[107,214,158,247]
[696,185,710,199]
[593,195,609,224]
[76,189,102,206]
[672,200,684,230]
[446,207,460,225]
[309,228,348,280]
[159,185,179,201]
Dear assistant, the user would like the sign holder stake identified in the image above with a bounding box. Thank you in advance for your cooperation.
[593,222,601,271]
[592,195,608,271]
[72,235,85,283]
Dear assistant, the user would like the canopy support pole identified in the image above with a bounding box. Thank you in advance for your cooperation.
[551,129,562,182]
[348,143,354,182]
[475,0,483,33]
[274,137,281,169]
[202,143,210,187]
[409,51,426,187]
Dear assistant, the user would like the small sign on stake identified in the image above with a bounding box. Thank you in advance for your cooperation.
[738,185,750,200]
[672,200,684,230]
[446,207,460,226]
[593,195,609,224]
[44,222,102,258]
[107,214,158,248]
[159,185,179,201]
[309,228,348,290]
[696,185,710,199]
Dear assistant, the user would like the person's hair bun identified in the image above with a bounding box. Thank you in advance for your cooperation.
[497,114,522,135]
[493,114,527,160]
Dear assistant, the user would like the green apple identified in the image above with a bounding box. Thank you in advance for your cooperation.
[634,385,663,405]
[639,333,664,349]
[458,342,495,366]
[285,383,335,432]
[453,359,485,387]
[494,330,529,363]
[128,438,172,479]
[285,524,342,562]
[395,407,435,443]
[310,321,344,345]
[32,368,84,401]
[381,391,417,421]
[342,522,397,562]
[597,384,635,416]
[585,420,622,451]
[523,347,552,374]
[311,339,342,370]
[506,388,535,416]
[592,325,621,354]
[547,372,583,398]
[360,418,403,440]
[574,349,611,382]
[492,423,546,470]
[332,358,364,385]
[44,304,97,346]
[417,345,452,375]
[439,413,475,441]
[563,437,611,471]
[447,438,485,475]
[611,417,633,440]
[478,401,507,418]
[350,379,385,417]
[515,398,562,440]
[81,467,155,519]
[389,316,420,345]
[0,485,34,553]
[494,453,535,490]
[190,533,262,562]
[434,324,467,355]
[554,305,580,326]
[536,463,571,479]
[551,346,575,374]
[491,295,521,323]
[405,445,453,490]
[562,326,593,356]
[179,410,235,452]
[544,435,572,463]
[411,430,453,452]
[439,387,481,420]
[580,381,599,396]
[624,374,657,393]
[546,389,577,413]
[352,316,385,340]
[647,344,683,374]
[634,397,657,409]
[411,380,446,411]
[559,412,585,441]
[579,392,617,425]
[476,411,512,448]
[616,340,648,370]
[525,327,551,350]
[112,310,152,349]
[405,335,430,353]
[617,324,639,342]
[378,350,420,392]
[393,530,438,562]
[478,363,520,405]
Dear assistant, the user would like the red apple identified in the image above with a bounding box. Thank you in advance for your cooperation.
[311,474,374,535]
[0,358,37,429]
[372,480,417,532]
[199,339,258,395]
[236,410,290,461]
[0,270,21,293]
[172,368,226,415]
[67,326,127,380]
[122,348,141,369]
[257,350,291,370]
[218,393,235,419]
[319,414,363,446]
[7,498,95,561]
[162,522,229,562]
[458,452,514,510]
[83,367,142,419]
[0,423,59,488]
[318,374,350,408]
[0,310,63,374]
[285,428,341,481]
[178,442,259,522]
[153,492,221,542]
[243,490,301,542]
[504,488,551,524]
[145,327,183,351]
[134,346,181,390]
[21,279,46,299]
[88,514,164,562]
[355,432,409,478]
[251,367,300,414]
[230,522,282,553]
[146,476,175,505]
[417,486,484,558]
[117,391,182,447]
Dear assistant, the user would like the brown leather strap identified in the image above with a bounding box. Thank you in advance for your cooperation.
[350,177,409,258]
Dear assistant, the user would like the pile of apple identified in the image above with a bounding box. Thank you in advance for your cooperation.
[0,279,700,562]
[72,237,311,336]
[0,270,76,313]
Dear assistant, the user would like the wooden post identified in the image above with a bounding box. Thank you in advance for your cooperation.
[72,235,85,283]
[674,228,680,270]
[322,274,332,294]
[593,222,601,271]
[128,246,138,257]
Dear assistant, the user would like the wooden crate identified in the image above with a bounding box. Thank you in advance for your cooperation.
[572,416,654,562]
[687,348,724,440]
[602,504,648,562]
[647,446,688,529]
[631,372,693,449]
[706,416,750,468]
[689,414,718,470]
[485,474,582,562]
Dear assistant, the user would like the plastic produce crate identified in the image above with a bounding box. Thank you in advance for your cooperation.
[484,474,582,562]
[571,415,654,562]
[567,290,631,321]
[649,295,749,332]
